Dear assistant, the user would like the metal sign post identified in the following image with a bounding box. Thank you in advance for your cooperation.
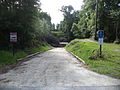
[10,32,17,56]
[98,30,104,57]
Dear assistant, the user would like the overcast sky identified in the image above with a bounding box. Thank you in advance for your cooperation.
[40,0,83,25]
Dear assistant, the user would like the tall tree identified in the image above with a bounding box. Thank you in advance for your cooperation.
[60,5,77,41]
[0,0,57,49]
[70,0,120,42]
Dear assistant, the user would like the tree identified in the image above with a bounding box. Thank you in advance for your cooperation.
[60,5,77,41]
[69,0,120,42]
[0,0,58,49]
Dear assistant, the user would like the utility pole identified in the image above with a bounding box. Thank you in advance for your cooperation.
[95,0,98,40]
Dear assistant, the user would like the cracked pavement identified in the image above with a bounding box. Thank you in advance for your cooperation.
[0,48,120,87]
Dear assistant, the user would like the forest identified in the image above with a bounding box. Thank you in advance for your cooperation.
[0,0,120,51]
[56,0,120,43]
[0,0,59,50]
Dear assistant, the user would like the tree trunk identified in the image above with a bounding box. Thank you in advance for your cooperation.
[115,21,119,41]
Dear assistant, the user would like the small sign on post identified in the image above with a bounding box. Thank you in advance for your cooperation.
[10,32,17,56]
[98,30,104,57]
[10,32,17,42]
[98,38,103,45]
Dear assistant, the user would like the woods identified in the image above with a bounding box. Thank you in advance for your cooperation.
[58,0,120,43]
[0,0,58,50]
[0,0,120,49]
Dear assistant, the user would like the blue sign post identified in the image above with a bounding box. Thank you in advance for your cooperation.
[98,30,104,57]
[98,30,104,38]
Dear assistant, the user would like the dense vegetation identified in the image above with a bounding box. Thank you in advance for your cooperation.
[66,39,120,78]
[0,0,58,50]
[55,5,79,42]
[0,0,57,66]
[57,0,120,43]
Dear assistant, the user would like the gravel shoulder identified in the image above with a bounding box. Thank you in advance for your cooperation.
[0,48,120,87]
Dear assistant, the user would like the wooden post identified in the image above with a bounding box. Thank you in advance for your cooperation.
[12,43,14,56]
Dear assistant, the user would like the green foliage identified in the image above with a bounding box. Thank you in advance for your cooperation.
[0,51,27,66]
[0,0,53,67]
[30,46,52,53]
[0,45,52,66]
[60,0,120,42]
[60,5,79,41]
[74,0,96,39]
[76,0,120,41]
[66,39,120,78]
[51,31,67,42]
[14,52,28,59]
[0,0,58,49]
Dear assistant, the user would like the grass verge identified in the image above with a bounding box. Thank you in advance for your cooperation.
[66,39,120,79]
[0,45,52,67]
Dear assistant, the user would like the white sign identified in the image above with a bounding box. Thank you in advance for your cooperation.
[98,38,103,45]
[10,32,17,42]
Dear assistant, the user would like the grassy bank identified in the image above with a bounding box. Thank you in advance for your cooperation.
[66,39,120,78]
[0,45,52,67]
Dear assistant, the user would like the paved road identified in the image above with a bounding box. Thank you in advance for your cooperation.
[0,48,120,89]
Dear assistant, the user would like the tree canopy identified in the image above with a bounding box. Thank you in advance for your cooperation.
[58,0,120,43]
[0,0,58,50]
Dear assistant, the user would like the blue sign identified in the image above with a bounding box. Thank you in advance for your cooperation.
[98,30,104,38]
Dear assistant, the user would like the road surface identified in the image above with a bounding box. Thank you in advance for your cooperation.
[0,48,120,89]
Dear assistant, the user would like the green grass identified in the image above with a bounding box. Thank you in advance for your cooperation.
[29,45,52,53]
[66,39,120,78]
[0,45,52,67]
[0,51,27,66]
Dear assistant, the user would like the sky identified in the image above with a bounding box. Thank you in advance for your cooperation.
[40,0,83,25]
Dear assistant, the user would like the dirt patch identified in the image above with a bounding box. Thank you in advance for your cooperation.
[0,50,48,74]
[0,54,39,74]
[0,61,22,74]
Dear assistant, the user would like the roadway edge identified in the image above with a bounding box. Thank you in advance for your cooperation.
[17,49,51,61]
[0,49,51,74]
[67,51,85,64]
